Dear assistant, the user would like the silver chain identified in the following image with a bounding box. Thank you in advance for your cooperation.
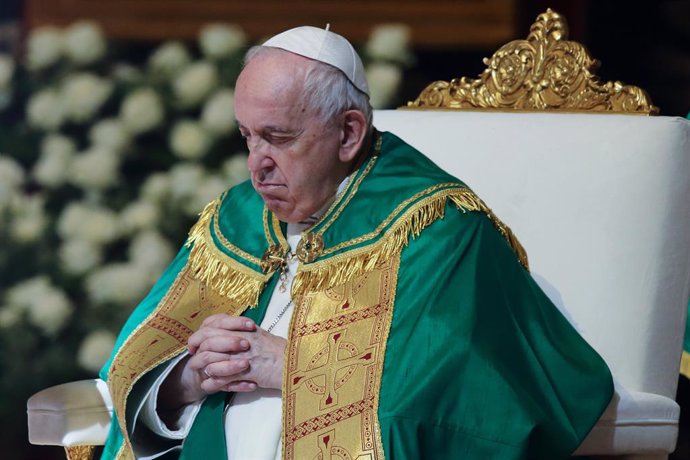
[265,299,293,333]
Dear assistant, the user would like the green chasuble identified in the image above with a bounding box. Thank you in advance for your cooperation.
[99,131,613,460]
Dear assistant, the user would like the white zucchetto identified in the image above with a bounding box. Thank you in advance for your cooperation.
[262,25,370,96]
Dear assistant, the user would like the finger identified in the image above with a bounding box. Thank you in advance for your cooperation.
[188,327,250,354]
[205,358,251,379]
[196,335,251,354]
[199,313,232,327]
[198,358,250,379]
[223,381,258,393]
[188,351,246,373]
[199,378,256,394]
[201,315,256,332]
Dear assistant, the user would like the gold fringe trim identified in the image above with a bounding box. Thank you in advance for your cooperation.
[292,188,528,298]
[186,195,220,249]
[681,350,690,380]
[449,194,529,269]
[185,195,267,308]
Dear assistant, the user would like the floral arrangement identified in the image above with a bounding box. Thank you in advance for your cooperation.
[0,19,412,457]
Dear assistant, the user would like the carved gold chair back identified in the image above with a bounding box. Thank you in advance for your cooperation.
[406,9,657,115]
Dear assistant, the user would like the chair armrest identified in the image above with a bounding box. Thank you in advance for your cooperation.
[27,378,112,447]
[573,385,679,456]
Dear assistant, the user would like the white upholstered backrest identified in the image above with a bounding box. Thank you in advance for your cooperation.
[374,110,690,399]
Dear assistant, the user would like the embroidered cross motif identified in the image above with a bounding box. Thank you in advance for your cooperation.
[289,329,377,410]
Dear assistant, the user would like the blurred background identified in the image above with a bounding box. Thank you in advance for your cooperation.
[0,1,688,459]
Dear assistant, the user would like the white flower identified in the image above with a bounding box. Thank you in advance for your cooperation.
[68,146,121,190]
[7,277,73,336]
[119,200,160,235]
[148,41,191,77]
[170,119,212,160]
[365,24,413,64]
[201,89,236,136]
[141,172,171,204]
[110,62,143,85]
[89,118,131,154]
[0,304,23,328]
[7,277,49,307]
[63,21,107,65]
[111,63,142,83]
[199,23,247,59]
[85,263,152,306]
[26,26,64,71]
[222,153,249,185]
[33,134,76,187]
[9,194,47,243]
[120,88,165,135]
[61,72,113,123]
[365,62,403,109]
[26,88,65,131]
[59,238,104,276]
[173,61,219,108]
[169,162,205,202]
[26,288,73,336]
[128,230,175,278]
[185,174,227,216]
[77,330,116,373]
[0,155,25,188]
[57,203,120,245]
[0,54,15,89]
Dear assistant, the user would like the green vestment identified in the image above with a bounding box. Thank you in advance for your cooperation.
[99,131,613,460]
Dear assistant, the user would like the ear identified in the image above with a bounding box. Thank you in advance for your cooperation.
[338,110,368,163]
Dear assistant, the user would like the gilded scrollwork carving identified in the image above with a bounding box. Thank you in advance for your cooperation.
[64,445,96,460]
[407,9,658,114]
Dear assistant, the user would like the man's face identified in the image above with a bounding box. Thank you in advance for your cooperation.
[234,52,348,224]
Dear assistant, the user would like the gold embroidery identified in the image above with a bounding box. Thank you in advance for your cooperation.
[681,350,690,380]
[64,445,96,460]
[282,254,400,460]
[188,222,269,306]
[211,201,262,266]
[185,194,261,265]
[108,265,256,458]
[323,182,460,256]
[113,443,130,460]
[296,232,325,263]
[292,186,528,299]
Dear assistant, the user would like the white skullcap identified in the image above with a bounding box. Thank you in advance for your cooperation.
[262,25,369,96]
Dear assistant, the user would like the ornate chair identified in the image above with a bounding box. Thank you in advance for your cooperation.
[28,9,690,460]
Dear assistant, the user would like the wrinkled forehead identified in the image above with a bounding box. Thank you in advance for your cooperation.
[234,52,321,128]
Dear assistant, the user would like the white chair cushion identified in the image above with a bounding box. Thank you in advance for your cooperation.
[27,378,112,446]
[575,384,680,455]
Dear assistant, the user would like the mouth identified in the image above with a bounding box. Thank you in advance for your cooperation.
[253,179,288,203]
[255,181,285,194]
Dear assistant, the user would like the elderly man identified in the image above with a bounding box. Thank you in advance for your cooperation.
[99,26,613,460]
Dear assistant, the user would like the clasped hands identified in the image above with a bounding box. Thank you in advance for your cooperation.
[160,314,287,412]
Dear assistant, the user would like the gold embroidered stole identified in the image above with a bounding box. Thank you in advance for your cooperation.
[284,255,400,459]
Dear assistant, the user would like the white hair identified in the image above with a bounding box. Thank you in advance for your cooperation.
[243,46,373,128]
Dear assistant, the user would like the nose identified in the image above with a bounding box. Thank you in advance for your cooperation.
[246,138,275,174]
